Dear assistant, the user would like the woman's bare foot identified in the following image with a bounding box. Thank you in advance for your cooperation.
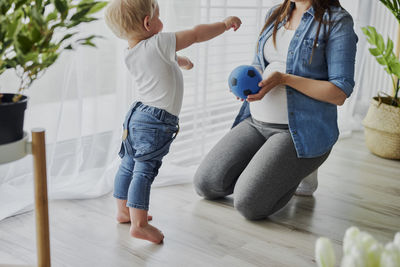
[116,199,152,223]
[130,223,164,244]
[129,207,164,244]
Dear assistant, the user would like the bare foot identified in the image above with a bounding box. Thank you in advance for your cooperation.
[116,199,152,223]
[130,224,164,244]
[117,212,153,223]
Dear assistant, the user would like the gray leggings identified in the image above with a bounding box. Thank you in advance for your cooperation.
[193,117,330,220]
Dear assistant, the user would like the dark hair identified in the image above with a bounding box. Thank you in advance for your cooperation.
[260,0,341,63]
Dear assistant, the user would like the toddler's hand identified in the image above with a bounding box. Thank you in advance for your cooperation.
[178,56,194,70]
[223,16,242,31]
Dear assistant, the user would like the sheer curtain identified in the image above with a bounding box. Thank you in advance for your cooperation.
[0,0,373,221]
[338,0,397,137]
[343,0,398,135]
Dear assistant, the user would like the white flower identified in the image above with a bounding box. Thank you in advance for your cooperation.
[365,243,383,267]
[343,227,361,255]
[316,237,336,267]
[380,243,400,267]
[341,247,367,267]
[394,233,400,250]
[358,232,382,267]
[316,228,400,267]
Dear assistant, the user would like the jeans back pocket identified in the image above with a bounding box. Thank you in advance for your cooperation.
[131,128,158,158]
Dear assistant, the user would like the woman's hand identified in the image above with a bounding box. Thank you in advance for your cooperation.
[230,89,245,102]
[246,71,285,102]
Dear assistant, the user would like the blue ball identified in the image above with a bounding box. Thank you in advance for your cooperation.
[228,65,262,99]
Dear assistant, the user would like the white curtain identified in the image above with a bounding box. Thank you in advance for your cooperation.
[343,0,398,135]
[0,0,379,221]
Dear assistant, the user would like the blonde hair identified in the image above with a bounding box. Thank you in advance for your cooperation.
[105,0,158,40]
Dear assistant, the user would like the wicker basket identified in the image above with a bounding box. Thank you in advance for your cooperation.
[362,97,400,160]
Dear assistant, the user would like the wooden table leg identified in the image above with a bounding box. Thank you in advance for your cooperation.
[31,129,51,267]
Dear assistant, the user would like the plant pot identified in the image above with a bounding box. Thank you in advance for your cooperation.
[362,97,400,160]
[0,93,28,145]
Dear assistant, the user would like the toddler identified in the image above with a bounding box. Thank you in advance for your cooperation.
[105,0,241,244]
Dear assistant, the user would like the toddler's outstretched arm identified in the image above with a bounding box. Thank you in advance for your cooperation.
[176,16,241,52]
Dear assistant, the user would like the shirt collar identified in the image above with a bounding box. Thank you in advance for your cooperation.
[306,5,315,17]
[290,2,315,18]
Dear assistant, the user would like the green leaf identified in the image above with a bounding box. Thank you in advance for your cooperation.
[42,52,58,62]
[31,6,45,26]
[386,38,394,55]
[17,34,34,54]
[391,62,400,77]
[388,54,399,65]
[0,1,12,15]
[377,34,385,51]
[77,34,101,42]
[82,41,96,47]
[31,26,42,43]
[35,0,44,8]
[50,22,66,30]
[4,59,18,68]
[24,52,39,62]
[382,0,394,10]
[7,17,21,38]
[70,7,92,21]
[78,35,100,47]
[87,1,107,15]
[53,0,69,19]
[59,32,77,43]
[368,26,378,44]
[384,51,393,61]
[376,56,387,65]
[66,17,97,28]
[79,0,96,5]
[363,27,377,46]
[361,27,369,36]
[46,11,58,22]
[369,48,381,57]
[15,0,27,10]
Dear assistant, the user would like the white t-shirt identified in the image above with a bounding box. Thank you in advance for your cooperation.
[250,27,295,124]
[124,32,183,116]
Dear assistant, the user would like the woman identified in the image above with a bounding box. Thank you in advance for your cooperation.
[193,0,357,220]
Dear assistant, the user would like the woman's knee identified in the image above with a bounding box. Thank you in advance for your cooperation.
[234,195,274,220]
[193,172,211,197]
[193,169,224,199]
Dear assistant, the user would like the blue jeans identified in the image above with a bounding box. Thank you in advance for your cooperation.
[113,102,179,210]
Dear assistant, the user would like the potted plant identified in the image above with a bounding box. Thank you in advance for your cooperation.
[362,0,400,160]
[0,0,107,145]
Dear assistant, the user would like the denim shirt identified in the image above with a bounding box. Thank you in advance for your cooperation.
[232,3,358,158]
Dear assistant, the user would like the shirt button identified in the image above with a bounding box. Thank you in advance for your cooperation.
[288,91,293,95]
[290,51,294,55]
[292,130,297,135]
[290,112,294,116]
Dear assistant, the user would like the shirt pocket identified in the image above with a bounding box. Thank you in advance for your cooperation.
[301,38,326,67]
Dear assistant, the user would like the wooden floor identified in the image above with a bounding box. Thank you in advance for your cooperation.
[1,132,399,267]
